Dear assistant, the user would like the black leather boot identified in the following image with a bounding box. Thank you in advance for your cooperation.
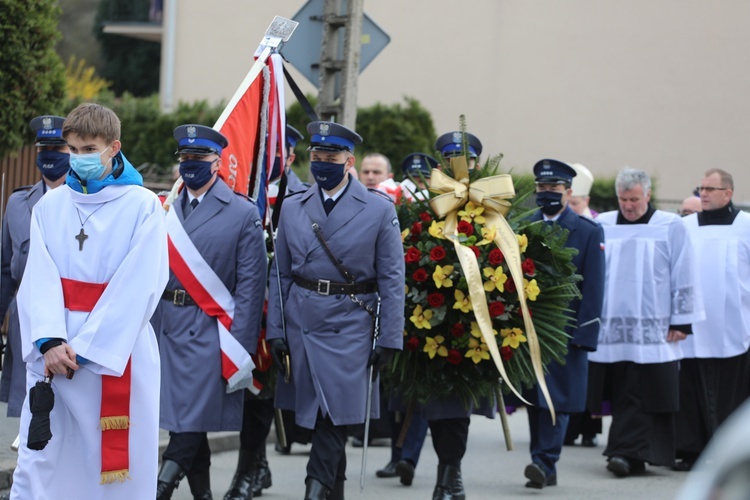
[156,459,187,499]
[187,467,213,500]
[432,464,465,500]
[251,455,272,496]
[224,449,259,500]
[304,477,330,500]
[327,478,344,500]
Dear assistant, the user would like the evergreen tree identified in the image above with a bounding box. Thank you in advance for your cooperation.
[0,0,66,159]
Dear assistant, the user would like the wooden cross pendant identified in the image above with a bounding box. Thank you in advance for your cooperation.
[75,228,88,251]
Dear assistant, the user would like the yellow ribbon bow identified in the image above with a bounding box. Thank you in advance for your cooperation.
[429,156,555,423]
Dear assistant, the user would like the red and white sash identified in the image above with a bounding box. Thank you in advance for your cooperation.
[165,208,260,394]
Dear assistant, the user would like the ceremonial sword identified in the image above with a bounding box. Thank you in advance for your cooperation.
[360,295,382,492]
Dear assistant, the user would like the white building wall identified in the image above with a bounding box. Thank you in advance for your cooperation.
[167,0,750,204]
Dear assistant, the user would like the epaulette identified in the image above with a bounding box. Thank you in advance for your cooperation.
[367,188,395,204]
[284,190,305,199]
[234,191,254,204]
[12,185,33,193]
[578,215,601,227]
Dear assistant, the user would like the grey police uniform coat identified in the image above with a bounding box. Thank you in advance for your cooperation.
[267,177,405,429]
[0,181,46,417]
[151,179,267,432]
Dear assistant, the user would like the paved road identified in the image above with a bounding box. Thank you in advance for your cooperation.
[0,402,688,498]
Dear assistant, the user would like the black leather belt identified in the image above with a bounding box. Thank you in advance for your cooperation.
[293,276,377,296]
[161,289,197,306]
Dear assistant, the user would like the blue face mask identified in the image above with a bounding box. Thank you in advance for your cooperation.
[310,161,346,191]
[69,147,110,181]
[36,150,70,181]
[180,159,216,190]
[536,190,564,216]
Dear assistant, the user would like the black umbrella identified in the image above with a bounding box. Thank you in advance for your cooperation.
[27,376,54,451]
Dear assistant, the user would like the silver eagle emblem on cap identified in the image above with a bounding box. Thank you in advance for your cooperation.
[42,117,53,130]
[451,132,461,143]
[319,123,330,136]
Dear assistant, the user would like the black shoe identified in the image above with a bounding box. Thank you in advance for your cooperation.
[304,477,330,500]
[328,479,345,500]
[396,460,415,486]
[671,460,693,472]
[524,463,556,489]
[375,461,398,478]
[224,449,258,500]
[607,456,632,477]
[432,464,465,500]
[251,456,272,496]
[581,436,598,447]
[274,441,291,454]
[157,460,187,499]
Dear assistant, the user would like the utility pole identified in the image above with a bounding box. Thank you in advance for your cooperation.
[317,0,364,128]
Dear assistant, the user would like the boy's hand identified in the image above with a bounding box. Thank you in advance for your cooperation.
[43,344,79,378]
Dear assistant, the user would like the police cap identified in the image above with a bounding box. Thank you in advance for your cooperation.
[286,125,304,149]
[174,124,228,156]
[402,153,438,178]
[435,131,483,158]
[533,159,577,185]
[30,115,67,146]
[306,121,362,153]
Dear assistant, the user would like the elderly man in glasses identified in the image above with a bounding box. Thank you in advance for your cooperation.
[673,169,750,472]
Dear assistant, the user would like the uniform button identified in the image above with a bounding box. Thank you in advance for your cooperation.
[335,294,342,299]
[303,328,309,334]
[189,330,195,337]
[306,257,312,263]
[334,328,340,333]
[162,329,168,336]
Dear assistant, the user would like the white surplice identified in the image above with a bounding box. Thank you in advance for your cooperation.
[12,184,168,500]
[681,211,750,359]
[589,210,704,364]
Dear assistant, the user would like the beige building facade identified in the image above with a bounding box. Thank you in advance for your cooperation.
[117,0,750,206]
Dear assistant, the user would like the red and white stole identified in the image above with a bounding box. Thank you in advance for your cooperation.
[165,208,261,395]
[60,278,131,484]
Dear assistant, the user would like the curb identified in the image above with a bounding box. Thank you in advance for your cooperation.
[0,431,241,493]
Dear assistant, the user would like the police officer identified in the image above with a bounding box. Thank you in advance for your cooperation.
[266,121,405,500]
[152,125,267,499]
[0,115,69,419]
[223,124,310,500]
[407,130,486,500]
[522,159,605,488]
[400,153,438,202]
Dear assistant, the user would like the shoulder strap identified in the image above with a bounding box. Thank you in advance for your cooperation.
[311,222,355,283]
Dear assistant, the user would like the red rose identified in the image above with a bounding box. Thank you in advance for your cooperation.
[405,337,420,351]
[469,246,480,258]
[488,248,505,265]
[412,268,428,282]
[450,322,465,338]
[489,301,506,317]
[505,278,516,293]
[500,346,513,361]
[456,220,474,236]
[427,292,445,308]
[411,221,423,235]
[430,246,446,262]
[446,349,462,365]
[405,247,421,263]
[522,258,536,276]
[419,212,431,223]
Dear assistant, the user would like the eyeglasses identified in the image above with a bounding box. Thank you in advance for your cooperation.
[697,186,729,193]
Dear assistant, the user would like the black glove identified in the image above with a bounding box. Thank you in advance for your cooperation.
[268,338,290,373]
[367,346,394,380]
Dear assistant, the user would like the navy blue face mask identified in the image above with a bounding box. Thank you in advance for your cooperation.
[310,161,346,191]
[536,190,564,216]
[179,159,216,190]
[36,150,70,181]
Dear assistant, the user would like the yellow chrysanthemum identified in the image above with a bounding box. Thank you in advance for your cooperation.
[424,335,449,359]
[453,290,473,313]
[524,278,540,301]
[429,220,446,239]
[410,304,433,329]
[516,233,529,253]
[477,225,497,245]
[501,327,527,349]
[401,228,410,243]
[483,266,508,292]
[433,265,455,289]
[457,202,486,224]
[465,337,490,363]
